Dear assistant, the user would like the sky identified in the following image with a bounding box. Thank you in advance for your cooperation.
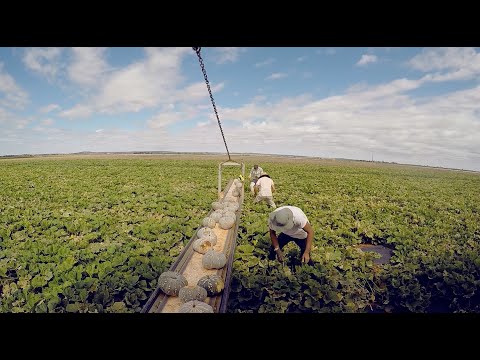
[0,47,479,171]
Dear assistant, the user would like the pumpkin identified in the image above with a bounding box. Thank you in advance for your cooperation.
[222,210,236,219]
[224,196,237,203]
[199,231,217,245]
[202,217,216,229]
[202,249,227,269]
[236,182,243,190]
[177,300,214,313]
[197,227,214,238]
[219,216,235,230]
[211,201,223,210]
[197,274,225,296]
[225,203,239,212]
[193,238,213,254]
[178,286,208,303]
[158,271,188,296]
[232,189,240,197]
[210,211,223,222]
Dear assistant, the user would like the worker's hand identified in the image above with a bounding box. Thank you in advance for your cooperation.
[275,248,285,263]
[301,252,310,264]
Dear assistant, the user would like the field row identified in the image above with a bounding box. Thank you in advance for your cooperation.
[1,157,479,312]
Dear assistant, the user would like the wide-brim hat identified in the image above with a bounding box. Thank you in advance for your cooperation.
[269,208,294,233]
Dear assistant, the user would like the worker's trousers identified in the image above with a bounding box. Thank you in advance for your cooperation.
[254,195,276,208]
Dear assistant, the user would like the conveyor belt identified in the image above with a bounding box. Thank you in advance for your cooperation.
[141,178,244,313]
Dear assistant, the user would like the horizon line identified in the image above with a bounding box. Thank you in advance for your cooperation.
[0,150,478,174]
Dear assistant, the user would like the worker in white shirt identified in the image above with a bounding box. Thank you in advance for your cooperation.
[248,164,264,195]
[253,172,276,208]
[268,206,314,265]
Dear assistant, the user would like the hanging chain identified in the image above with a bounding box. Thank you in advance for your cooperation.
[192,47,231,160]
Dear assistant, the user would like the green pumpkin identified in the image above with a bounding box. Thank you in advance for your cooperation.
[225,203,239,212]
[210,211,223,222]
[211,201,223,210]
[202,249,227,270]
[177,300,214,313]
[219,216,235,230]
[158,271,188,296]
[222,210,236,219]
[179,286,208,303]
[197,274,225,296]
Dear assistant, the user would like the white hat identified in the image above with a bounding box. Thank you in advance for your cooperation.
[269,208,294,233]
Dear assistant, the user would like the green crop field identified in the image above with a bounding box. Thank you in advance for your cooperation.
[1,155,479,313]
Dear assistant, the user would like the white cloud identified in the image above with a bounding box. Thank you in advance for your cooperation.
[200,78,480,170]
[15,119,30,129]
[356,54,378,66]
[146,103,204,129]
[408,47,480,82]
[266,72,288,80]
[22,48,62,81]
[60,47,194,118]
[147,112,184,129]
[174,82,224,104]
[347,78,423,98]
[59,104,93,118]
[0,63,29,109]
[255,58,275,67]
[297,56,307,62]
[95,129,104,133]
[0,107,15,124]
[68,47,110,87]
[213,47,245,64]
[409,47,479,71]
[39,104,61,113]
[41,118,54,126]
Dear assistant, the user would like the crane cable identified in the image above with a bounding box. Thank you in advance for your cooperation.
[192,47,231,161]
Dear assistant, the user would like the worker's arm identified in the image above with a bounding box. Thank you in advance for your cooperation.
[269,229,280,249]
[254,184,259,195]
[301,222,314,263]
[269,229,284,262]
[271,183,275,193]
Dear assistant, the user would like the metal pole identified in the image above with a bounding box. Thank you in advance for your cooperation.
[218,163,222,198]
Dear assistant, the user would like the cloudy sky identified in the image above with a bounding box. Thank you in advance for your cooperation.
[0,47,479,171]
